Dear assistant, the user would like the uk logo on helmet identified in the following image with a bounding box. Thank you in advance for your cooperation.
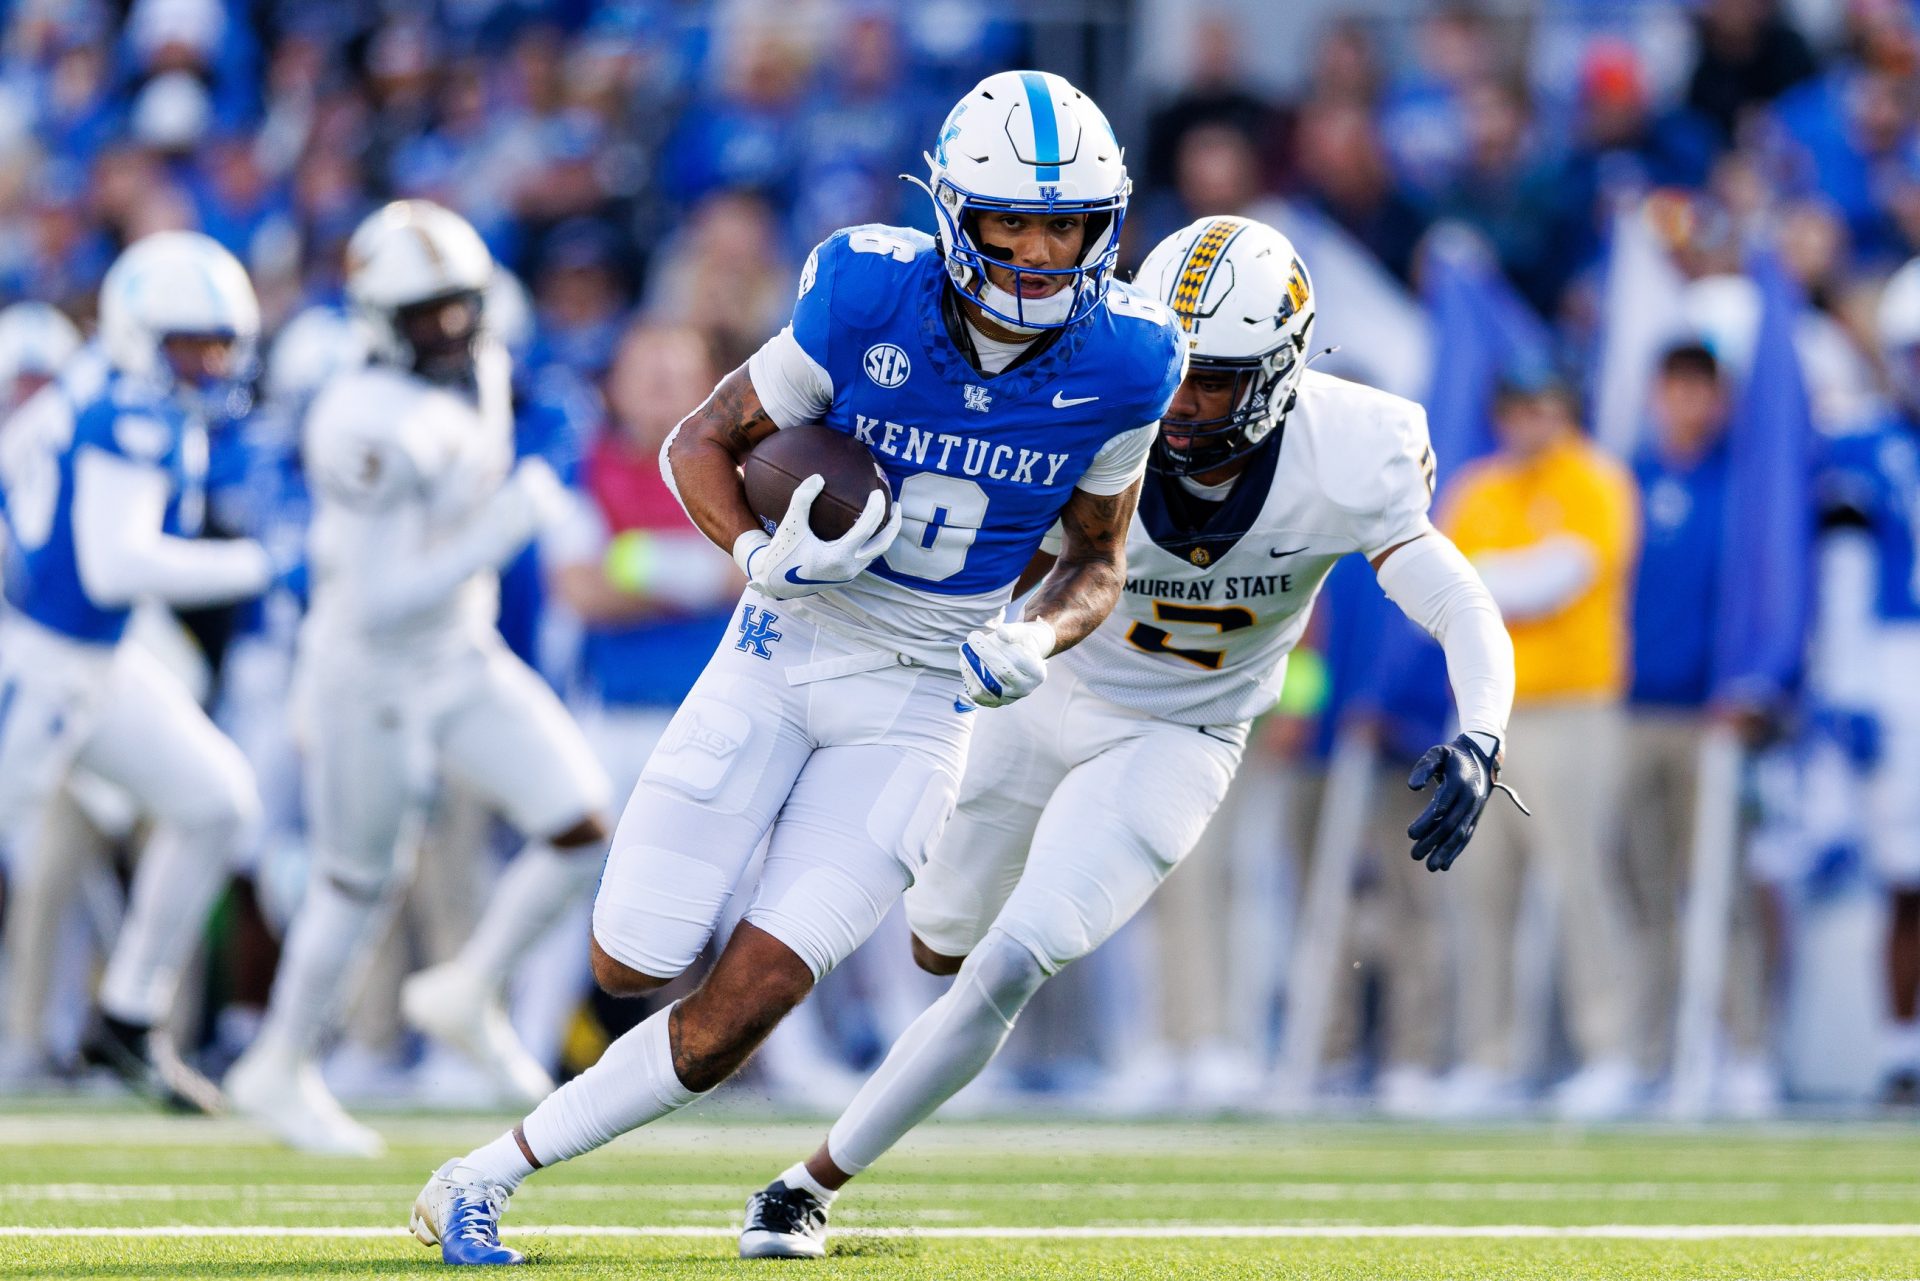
[863,343,911,389]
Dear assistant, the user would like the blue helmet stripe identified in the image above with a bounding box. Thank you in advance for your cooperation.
[1019,71,1061,181]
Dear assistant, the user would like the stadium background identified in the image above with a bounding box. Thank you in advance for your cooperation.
[2,0,1920,1129]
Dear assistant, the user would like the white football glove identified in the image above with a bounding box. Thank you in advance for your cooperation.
[733,474,901,601]
[958,618,1056,708]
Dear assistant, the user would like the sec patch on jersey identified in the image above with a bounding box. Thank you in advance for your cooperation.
[744,423,892,540]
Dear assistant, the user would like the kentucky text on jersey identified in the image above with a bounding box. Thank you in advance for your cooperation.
[852,416,1072,488]
[1124,573,1294,601]
[788,224,1182,600]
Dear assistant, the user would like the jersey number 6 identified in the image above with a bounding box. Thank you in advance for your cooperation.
[1126,601,1256,671]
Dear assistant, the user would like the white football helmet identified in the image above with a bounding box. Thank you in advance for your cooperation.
[1133,216,1317,474]
[917,70,1128,331]
[265,305,369,407]
[98,230,259,401]
[0,302,81,410]
[344,199,494,382]
[1877,255,1920,412]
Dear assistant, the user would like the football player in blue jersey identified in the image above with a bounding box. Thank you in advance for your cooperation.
[1819,255,1920,1100]
[0,232,284,1113]
[0,303,82,565]
[410,70,1183,1265]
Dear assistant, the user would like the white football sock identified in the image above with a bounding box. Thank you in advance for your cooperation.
[256,876,392,1058]
[457,841,603,988]
[97,823,234,1025]
[779,1161,836,1203]
[454,1130,536,1193]
[519,1001,703,1167]
[826,930,1047,1176]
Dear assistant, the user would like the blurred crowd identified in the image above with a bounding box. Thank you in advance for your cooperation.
[3,0,1920,1120]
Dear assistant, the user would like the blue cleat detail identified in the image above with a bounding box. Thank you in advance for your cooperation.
[411,1160,524,1265]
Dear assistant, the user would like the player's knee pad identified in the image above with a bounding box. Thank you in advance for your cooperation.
[312,836,414,908]
[956,928,1049,1025]
[162,742,262,839]
[591,844,730,983]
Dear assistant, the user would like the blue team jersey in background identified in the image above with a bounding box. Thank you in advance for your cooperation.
[789,225,1183,597]
[1629,438,1730,708]
[1820,414,1920,624]
[0,348,206,644]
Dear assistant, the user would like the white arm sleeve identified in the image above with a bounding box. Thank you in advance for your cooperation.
[1812,530,1881,708]
[347,459,561,630]
[747,326,834,428]
[1470,535,1598,622]
[1078,422,1157,495]
[1376,530,1515,746]
[73,447,272,608]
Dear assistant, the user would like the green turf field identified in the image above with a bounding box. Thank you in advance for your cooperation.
[3,1101,1919,1279]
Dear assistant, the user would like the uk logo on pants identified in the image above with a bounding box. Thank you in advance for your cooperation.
[735,604,783,659]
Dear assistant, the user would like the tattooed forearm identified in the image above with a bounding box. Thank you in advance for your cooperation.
[1023,483,1137,652]
[664,363,776,553]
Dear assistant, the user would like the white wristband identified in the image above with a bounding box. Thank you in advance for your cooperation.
[1021,617,1059,658]
[732,528,771,579]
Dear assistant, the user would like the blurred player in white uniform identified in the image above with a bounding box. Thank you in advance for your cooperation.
[225,201,613,1156]
[0,301,86,1081]
[1819,257,1920,1098]
[411,71,1184,1265]
[0,233,278,1112]
[736,216,1520,1259]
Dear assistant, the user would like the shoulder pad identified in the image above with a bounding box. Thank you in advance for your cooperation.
[1299,371,1434,516]
[813,225,935,329]
[111,411,174,464]
[1098,282,1185,417]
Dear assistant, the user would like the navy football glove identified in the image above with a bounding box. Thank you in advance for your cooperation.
[1406,733,1528,872]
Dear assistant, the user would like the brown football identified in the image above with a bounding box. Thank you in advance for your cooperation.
[743,424,891,540]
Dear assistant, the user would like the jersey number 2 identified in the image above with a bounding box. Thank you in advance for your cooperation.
[1126,602,1255,671]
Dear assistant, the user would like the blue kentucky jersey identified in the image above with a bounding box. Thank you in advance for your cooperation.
[1819,413,1920,623]
[0,347,207,643]
[789,225,1182,597]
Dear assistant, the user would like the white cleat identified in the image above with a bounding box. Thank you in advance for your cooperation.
[402,963,554,1108]
[1428,1065,1526,1120]
[1553,1056,1645,1123]
[411,1158,525,1265]
[1375,1064,1443,1119]
[227,1041,387,1158]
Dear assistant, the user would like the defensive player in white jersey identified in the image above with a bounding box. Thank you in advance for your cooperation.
[0,233,277,1112]
[734,215,1521,1258]
[225,200,614,1157]
[409,70,1183,1265]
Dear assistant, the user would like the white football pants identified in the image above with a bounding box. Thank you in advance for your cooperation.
[0,614,258,1024]
[906,662,1244,972]
[592,592,971,982]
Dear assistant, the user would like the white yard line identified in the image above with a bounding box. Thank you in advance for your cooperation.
[10,1181,1920,1203]
[5,1224,1920,1240]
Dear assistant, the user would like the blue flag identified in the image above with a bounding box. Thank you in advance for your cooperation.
[1419,227,1557,468]
[1709,249,1815,708]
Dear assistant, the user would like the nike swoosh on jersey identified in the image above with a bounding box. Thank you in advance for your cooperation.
[1052,391,1099,408]
[1269,546,1311,558]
